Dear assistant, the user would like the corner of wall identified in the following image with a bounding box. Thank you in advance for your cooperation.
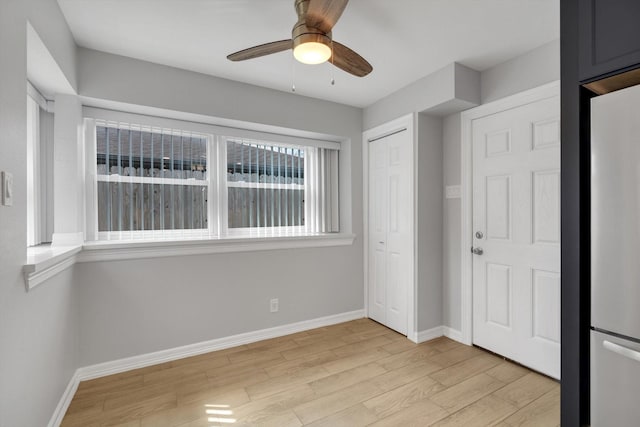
[416,114,444,332]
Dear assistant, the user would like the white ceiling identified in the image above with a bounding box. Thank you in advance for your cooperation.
[57,0,559,108]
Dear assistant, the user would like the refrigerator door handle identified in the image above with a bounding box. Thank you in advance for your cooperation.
[603,340,640,363]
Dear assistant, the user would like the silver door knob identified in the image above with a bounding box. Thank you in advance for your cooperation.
[471,247,484,255]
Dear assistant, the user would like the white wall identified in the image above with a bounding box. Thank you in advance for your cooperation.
[0,1,80,426]
[75,48,366,367]
[440,40,560,334]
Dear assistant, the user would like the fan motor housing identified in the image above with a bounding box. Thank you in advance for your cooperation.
[292,22,332,50]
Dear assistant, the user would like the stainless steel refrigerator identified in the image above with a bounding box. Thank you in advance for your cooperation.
[591,84,640,426]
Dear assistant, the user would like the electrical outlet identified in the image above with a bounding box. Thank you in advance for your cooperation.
[270,298,279,313]
[1,171,13,206]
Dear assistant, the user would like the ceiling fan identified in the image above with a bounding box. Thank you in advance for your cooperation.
[226,0,372,77]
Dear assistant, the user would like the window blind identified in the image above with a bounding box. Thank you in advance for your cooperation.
[87,115,341,242]
[225,138,339,234]
[95,121,210,240]
[305,147,339,233]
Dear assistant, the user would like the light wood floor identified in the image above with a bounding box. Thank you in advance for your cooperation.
[61,319,560,427]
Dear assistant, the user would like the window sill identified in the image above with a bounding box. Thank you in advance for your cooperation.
[78,233,356,263]
[24,245,83,291]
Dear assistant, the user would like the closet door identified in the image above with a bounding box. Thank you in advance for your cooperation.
[368,129,411,335]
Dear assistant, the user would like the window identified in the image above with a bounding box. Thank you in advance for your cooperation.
[86,114,339,242]
[94,123,210,240]
[225,139,305,229]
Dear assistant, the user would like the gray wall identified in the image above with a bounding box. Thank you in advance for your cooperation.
[441,40,560,333]
[77,247,362,365]
[363,63,480,131]
[442,113,462,330]
[0,1,80,426]
[75,48,366,367]
[481,39,559,104]
[416,113,443,331]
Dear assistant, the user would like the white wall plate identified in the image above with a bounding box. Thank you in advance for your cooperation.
[2,171,13,206]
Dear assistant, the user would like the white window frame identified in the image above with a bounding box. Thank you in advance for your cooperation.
[83,108,340,243]
[221,136,309,237]
[26,82,52,246]
[26,92,41,246]
[89,120,215,242]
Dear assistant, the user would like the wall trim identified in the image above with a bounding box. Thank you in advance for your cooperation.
[76,309,364,381]
[443,326,464,344]
[411,326,467,344]
[460,80,560,347]
[413,326,444,343]
[23,253,78,291]
[78,233,355,263]
[47,371,80,427]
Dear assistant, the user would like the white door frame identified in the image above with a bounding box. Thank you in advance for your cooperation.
[362,113,417,342]
[459,81,560,345]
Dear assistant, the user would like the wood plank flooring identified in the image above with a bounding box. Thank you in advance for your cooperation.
[61,319,559,427]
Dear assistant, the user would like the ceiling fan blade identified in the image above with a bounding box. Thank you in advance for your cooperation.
[331,41,372,77]
[227,40,292,61]
[306,0,349,33]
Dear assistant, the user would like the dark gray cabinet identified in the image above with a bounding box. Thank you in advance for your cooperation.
[566,2,640,426]
[579,0,640,82]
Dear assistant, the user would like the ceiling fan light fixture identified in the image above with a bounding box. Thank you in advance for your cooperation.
[227,0,372,77]
[294,41,332,64]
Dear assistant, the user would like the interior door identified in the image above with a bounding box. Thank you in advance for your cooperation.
[471,95,561,378]
[368,130,411,335]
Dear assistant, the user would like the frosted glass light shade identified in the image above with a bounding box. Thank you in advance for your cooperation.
[293,42,331,65]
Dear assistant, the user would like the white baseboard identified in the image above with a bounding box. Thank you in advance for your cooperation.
[443,326,464,343]
[410,326,467,345]
[76,309,364,381]
[47,371,80,427]
[49,309,364,426]
[412,326,444,343]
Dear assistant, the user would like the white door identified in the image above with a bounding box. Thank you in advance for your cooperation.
[368,130,412,335]
[471,95,560,379]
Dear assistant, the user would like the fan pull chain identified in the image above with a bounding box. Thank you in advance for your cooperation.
[291,52,296,92]
[330,39,335,86]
